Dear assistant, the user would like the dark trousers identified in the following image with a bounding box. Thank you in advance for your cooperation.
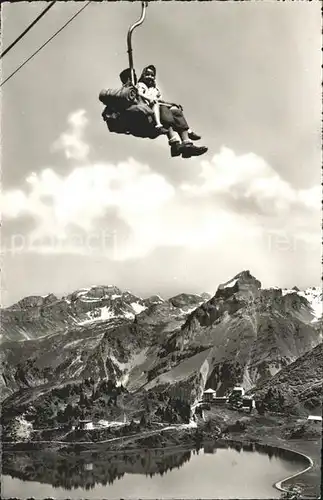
[160,105,189,133]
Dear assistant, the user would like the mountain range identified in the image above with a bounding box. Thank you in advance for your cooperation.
[1,271,322,420]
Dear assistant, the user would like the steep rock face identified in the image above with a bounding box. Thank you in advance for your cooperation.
[169,293,206,310]
[282,287,322,324]
[0,317,151,407]
[81,322,152,383]
[15,295,52,309]
[142,271,321,397]
[0,319,113,400]
[1,295,78,342]
[253,342,323,415]
[135,302,180,328]
[142,295,165,308]
[300,287,322,320]
[144,351,211,407]
[215,270,261,301]
[258,287,321,327]
[133,293,210,339]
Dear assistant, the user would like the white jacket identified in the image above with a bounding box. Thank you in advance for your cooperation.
[136,81,162,103]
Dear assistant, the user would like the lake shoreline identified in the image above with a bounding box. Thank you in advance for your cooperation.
[3,410,321,498]
[2,437,313,500]
[214,410,321,498]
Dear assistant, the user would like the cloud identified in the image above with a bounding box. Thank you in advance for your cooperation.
[181,147,321,216]
[1,147,320,271]
[1,157,175,257]
[51,109,90,161]
[1,190,29,218]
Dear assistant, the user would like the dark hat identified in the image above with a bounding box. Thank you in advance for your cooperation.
[119,68,137,84]
[143,64,156,76]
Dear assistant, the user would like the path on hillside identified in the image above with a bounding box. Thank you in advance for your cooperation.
[4,422,197,447]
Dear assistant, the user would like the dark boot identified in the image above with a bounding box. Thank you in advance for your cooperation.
[182,143,208,159]
[170,141,183,157]
[188,131,201,141]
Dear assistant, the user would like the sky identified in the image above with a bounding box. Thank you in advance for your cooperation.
[1,1,321,306]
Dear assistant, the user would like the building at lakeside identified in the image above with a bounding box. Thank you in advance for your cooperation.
[307,415,322,423]
[78,419,93,430]
[203,388,217,402]
[231,386,245,398]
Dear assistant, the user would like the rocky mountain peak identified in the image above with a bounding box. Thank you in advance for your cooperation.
[42,294,59,305]
[214,270,261,301]
[169,293,205,309]
[143,295,165,307]
[87,285,122,299]
[5,293,60,312]
[67,285,123,302]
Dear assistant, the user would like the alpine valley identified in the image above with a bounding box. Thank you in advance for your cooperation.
[1,270,322,419]
[2,270,322,499]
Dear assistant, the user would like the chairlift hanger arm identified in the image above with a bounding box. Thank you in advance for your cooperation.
[127,1,148,85]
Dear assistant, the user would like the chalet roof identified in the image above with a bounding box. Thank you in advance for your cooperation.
[204,388,216,394]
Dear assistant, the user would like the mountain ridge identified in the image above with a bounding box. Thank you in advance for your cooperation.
[1,271,321,423]
[1,286,213,344]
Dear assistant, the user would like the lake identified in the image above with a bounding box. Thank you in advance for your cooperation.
[2,441,307,499]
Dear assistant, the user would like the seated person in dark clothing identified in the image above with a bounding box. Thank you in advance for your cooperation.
[119,67,208,158]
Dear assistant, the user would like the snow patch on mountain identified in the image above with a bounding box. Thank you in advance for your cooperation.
[199,359,209,391]
[101,307,116,320]
[76,299,148,326]
[242,366,254,392]
[77,290,88,296]
[63,339,85,349]
[130,302,147,315]
[78,297,102,303]
[222,278,238,289]
[19,330,32,341]
[154,295,165,302]
[118,348,150,387]
[282,287,322,321]
[109,354,128,372]
[281,289,297,296]
[68,354,84,377]
[178,304,205,316]
[78,306,115,325]
[267,363,281,377]
[298,288,322,322]
[124,311,135,320]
